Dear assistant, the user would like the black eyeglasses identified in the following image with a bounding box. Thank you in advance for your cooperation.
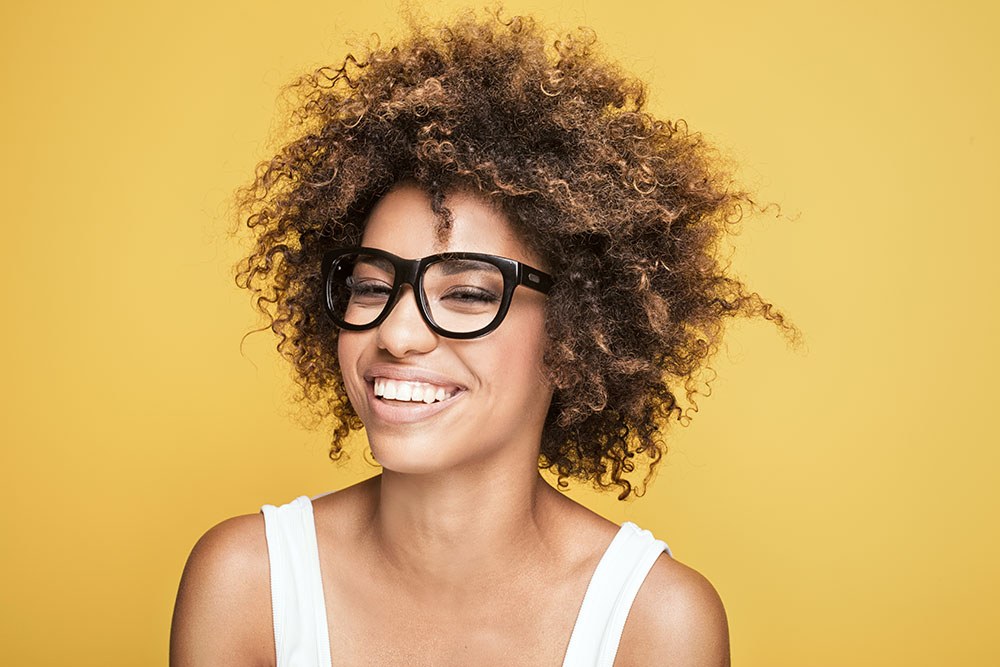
[321,247,554,339]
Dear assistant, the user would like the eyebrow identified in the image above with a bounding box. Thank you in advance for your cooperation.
[356,256,394,273]
[435,258,500,275]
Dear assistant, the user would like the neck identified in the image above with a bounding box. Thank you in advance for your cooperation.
[361,456,563,601]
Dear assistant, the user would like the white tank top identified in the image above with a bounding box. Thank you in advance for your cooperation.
[261,494,673,666]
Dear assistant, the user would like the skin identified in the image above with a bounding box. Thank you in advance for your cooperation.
[169,183,731,666]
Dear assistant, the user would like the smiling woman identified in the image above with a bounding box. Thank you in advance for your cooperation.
[336,184,554,475]
[169,8,793,667]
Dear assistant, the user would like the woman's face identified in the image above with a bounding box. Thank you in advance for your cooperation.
[337,182,554,474]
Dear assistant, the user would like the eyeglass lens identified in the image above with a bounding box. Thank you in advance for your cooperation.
[328,251,505,334]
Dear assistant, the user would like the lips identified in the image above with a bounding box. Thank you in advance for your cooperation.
[361,364,466,424]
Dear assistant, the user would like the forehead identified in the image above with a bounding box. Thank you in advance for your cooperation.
[360,183,541,266]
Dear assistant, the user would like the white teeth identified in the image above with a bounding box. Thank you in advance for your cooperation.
[396,383,412,401]
[373,378,454,404]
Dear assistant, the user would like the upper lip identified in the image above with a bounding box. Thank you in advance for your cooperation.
[363,364,466,391]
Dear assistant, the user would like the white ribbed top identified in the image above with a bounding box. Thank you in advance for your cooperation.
[261,494,672,667]
[261,496,333,667]
[560,520,673,666]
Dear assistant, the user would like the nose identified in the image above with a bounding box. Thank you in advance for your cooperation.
[374,285,438,357]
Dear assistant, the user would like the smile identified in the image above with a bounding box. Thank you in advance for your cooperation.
[373,378,457,404]
[364,377,464,425]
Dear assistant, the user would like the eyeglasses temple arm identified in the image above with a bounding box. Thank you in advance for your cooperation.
[518,264,554,294]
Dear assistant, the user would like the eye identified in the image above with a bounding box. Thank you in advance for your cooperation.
[347,276,392,301]
[423,259,505,312]
[441,286,501,304]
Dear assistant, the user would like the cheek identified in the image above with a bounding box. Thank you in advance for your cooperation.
[336,333,365,398]
[519,305,550,368]
[485,313,551,395]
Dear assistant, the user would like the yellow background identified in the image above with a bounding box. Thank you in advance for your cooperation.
[2,0,997,664]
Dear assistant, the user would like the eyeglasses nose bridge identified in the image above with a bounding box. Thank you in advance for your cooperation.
[379,256,430,326]
[395,256,424,293]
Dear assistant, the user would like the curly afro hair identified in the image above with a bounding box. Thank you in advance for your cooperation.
[234,9,797,500]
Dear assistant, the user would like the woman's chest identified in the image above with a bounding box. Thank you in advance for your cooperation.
[320,567,587,666]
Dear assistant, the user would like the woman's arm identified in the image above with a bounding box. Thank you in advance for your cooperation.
[619,555,732,666]
[169,514,274,667]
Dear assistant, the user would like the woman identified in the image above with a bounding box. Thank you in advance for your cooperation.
[171,10,792,666]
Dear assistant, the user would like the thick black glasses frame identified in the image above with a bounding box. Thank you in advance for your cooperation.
[321,246,555,339]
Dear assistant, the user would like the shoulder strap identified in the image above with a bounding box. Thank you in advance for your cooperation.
[261,495,333,667]
[562,522,672,667]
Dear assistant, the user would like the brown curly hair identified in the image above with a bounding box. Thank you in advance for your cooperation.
[233,9,797,500]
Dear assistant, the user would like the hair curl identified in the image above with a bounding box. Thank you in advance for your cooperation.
[234,9,798,500]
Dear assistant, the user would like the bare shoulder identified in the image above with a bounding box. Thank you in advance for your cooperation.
[616,553,731,667]
[169,512,274,667]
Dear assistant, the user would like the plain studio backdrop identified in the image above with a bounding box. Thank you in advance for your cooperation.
[1,0,997,664]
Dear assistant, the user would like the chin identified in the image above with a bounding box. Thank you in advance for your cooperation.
[367,434,460,475]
